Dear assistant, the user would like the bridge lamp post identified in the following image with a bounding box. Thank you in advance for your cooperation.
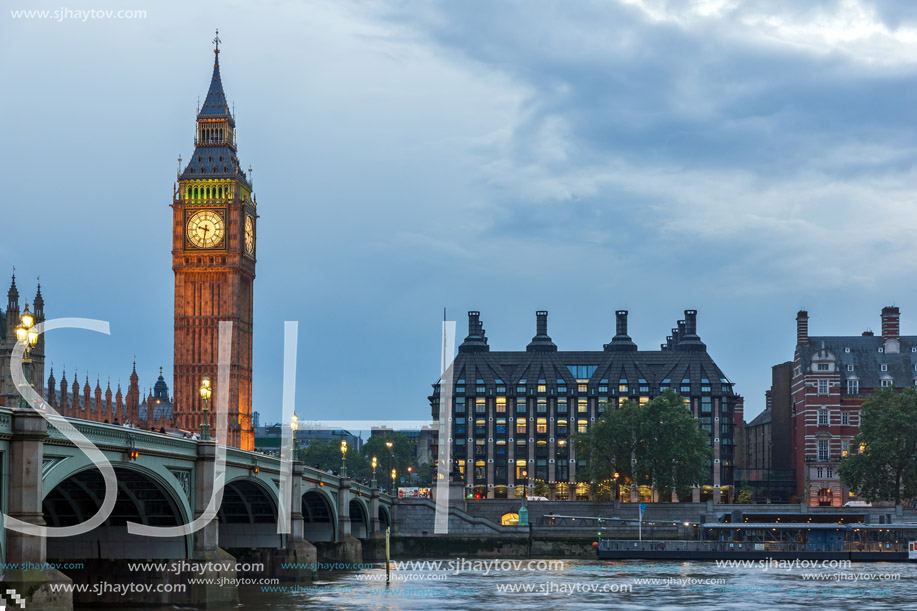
[371,456,378,489]
[385,440,393,487]
[14,304,39,410]
[340,439,348,478]
[613,471,620,502]
[199,376,212,441]
[391,469,396,494]
[290,413,299,459]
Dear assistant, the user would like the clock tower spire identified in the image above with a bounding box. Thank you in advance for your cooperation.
[172,33,257,450]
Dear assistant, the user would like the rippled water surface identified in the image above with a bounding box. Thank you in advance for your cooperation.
[116,558,916,610]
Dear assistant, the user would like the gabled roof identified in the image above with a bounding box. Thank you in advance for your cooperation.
[800,335,917,390]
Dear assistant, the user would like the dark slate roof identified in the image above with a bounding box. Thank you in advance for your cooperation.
[199,53,232,120]
[179,145,250,184]
[800,335,917,390]
[747,408,771,427]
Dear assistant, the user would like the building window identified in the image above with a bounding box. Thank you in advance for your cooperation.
[847,365,853,372]
[881,364,888,372]
[817,363,829,371]
[516,420,526,434]
[476,379,486,393]
[516,398,526,413]
[639,379,649,393]
[701,397,712,413]
[474,419,486,435]
[556,418,568,434]
[826,466,833,478]
[496,397,506,413]
[847,380,858,395]
[557,379,567,394]
[577,420,588,434]
[536,418,547,434]
[680,379,691,394]
[456,379,465,394]
[577,398,588,413]
[818,409,828,426]
[818,439,829,462]
[639,396,649,406]
[577,383,588,393]
[841,411,849,426]
[841,439,849,457]
[816,467,823,478]
[567,365,597,379]
[496,379,505,394]
[557,398,567,414]
[455,397,466,413]
[537,380,546,394]
[817,380,829,395]
[455,418,466,435]
[618,379,628,393]
[701,378,711,393]
[598,381,608,393]
[660,378,670,392]
[881,379,892,388]
[536,399,547,414]
[475,398,486,413]
[495,418,507,435]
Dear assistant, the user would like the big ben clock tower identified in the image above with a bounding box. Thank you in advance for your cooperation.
[173,32,256,450]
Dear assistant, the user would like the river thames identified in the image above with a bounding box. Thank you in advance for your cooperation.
[120,558,915,610]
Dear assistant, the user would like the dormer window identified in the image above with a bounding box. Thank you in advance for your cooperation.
[881,364,888,372]
[845,347,850,353]
[817,363,829,371]
[847,365,853,372]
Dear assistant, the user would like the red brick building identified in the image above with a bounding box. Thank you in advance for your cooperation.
[790,306,905,506]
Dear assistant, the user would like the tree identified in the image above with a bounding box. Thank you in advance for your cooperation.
[361,432,415,485]
[300,441,342,472]
[838,387,917,506]
[575,390,712,500]
[736,487,753,504]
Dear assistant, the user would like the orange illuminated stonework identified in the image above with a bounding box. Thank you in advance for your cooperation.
[171,38,256,450]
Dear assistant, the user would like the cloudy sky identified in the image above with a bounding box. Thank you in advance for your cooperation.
[3,0,917,426]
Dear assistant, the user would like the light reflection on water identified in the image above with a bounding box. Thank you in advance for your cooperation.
[113,559,917,610]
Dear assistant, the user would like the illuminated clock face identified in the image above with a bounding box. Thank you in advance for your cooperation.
[244,215,255,255]
[187,210,225,248]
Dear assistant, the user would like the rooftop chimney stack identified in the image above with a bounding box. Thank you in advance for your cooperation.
[604,309,637,352]
[459,311,489,353]
[536,311,548,337]
[881,306,900,341]
[796,310,809,345]
[527,310,557,352]
[674,310,706,351]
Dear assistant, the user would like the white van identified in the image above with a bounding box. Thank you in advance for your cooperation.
[844,501,872,507]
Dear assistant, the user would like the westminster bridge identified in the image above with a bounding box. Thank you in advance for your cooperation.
[0,406,393,609]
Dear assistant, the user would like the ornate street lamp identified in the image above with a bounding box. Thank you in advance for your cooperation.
[199,376,212,440]
[340,439,348,478]
[14,304,39,409]
[391,468,397,493]
[290,413,299,458]
[385,440,394,487]
[371,456,378,489]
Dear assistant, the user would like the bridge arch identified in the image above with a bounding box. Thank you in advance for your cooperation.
[378,504,391,531]
[302,487,337,542]
[349,497,369,538]
[219,475,283,549]
[42,463,191,560]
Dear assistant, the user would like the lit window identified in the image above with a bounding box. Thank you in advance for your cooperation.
[495,419,506,434]
[577,398,588,413]
[537,380,546,394]
[578,383,588,393]
[536,418,547,434]
[639,396,649,406]
[556,419,568,434]
[618,379,628,393]
[496,397,506,413]
[577,420,588,434]
[516,420,526,434]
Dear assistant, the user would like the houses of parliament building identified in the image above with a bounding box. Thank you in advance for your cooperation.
[2,35,258,449]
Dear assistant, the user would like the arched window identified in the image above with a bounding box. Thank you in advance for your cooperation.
[193,187,198,199]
